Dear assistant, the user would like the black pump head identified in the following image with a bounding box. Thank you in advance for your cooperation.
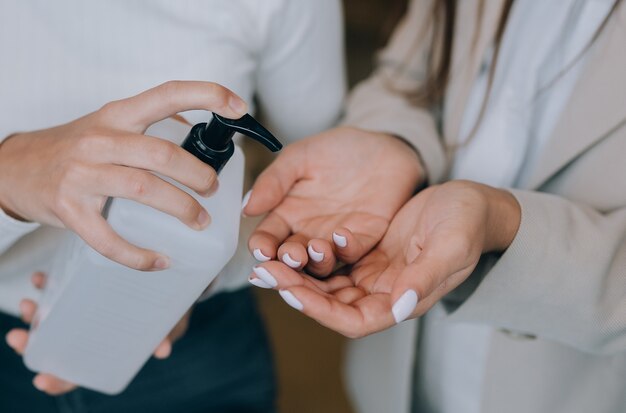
[182,113,282,174]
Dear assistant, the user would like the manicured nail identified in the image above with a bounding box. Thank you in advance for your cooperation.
[33,376,46,392]
[229,96,248,117]
[196,209,210,228]
[392,290,418,323]
[253,248,271,262]
[279,290,303,311]
[332,232,347,248]
[307,245,324,263]
[153,256,170,270]
[241,190,252,215]
[248,276,273,289]
[281,253,301,268]
[252,266,277,288]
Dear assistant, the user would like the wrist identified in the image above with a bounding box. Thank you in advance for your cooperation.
[484,186,521,252]
[0,134,27,221]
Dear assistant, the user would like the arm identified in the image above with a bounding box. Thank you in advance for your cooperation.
[449,189,626,355]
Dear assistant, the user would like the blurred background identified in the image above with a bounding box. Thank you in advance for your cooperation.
[252,1,407,412]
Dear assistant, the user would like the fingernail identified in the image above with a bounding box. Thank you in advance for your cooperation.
[196,209,210,228]
[153,257,170,270]
[33,376,46,392]
[332,232,347,248]
[392,290,418,323]
[253,248,271,262]
[281,253,301,268]
[229,96,248,117]
[241,190,252,216]
[248,276,273,289]
[252,266,277,288]
[307,245,324,263]
[279,290,303,311]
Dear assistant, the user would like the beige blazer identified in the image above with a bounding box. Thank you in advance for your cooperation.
[342,1,626,412]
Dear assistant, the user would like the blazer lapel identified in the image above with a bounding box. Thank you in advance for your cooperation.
[525,4,626,189]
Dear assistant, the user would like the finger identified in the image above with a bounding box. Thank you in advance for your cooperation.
[248,261,353,294]
[33,374,77,395]
[278,286,395,338]
[248,212,291,262]
[305,238,337,277]
[19,299,37,324]
[153,339,172,360]
[332,215,388,264]
[277,234,309,270]
[31,272,46,289]
[66,209,169,271]
[242,146,304,217]
[98,133,218,197]
[92,165,211,231]
[106,81,248,132]
[5,329,29,354]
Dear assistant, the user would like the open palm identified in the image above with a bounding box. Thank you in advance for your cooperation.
[244,126,423,276]
[247,182,520,338]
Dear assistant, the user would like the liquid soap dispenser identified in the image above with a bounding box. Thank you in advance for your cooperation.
[24,113,282,395]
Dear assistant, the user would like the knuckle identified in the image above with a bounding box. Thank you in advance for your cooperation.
[127,173,149,197]
[149,142,177,167]
[97,100,121,120]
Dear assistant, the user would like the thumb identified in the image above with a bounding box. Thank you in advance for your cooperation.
[389,249,451,324]
[243,146,304,217]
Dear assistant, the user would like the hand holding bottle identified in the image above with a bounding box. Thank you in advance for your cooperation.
[0,81,248,271]
[244,127,424,276]
[248,181,521,338]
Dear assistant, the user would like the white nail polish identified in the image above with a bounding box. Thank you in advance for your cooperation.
[241,190,252,214]
[248,276,273,289]
[252,266,277,288]
[253,248,271,262]
[392,290,418,323]
[307,245,324,263]
[279,290,303,311]
[332,232,347,248]
[282,253,301,268]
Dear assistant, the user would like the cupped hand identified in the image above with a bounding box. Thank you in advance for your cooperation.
[248,181,521,338]
[244,127,424,276]
[0,81,248,271]
[4,272,192,395]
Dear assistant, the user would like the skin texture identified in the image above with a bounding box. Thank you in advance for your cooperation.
[0,81,248,271]
[244,127,425,277]
[5,272,192,395]
[248,181,521,338]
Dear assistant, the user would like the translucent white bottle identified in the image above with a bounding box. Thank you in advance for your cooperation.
[24,114,281,394]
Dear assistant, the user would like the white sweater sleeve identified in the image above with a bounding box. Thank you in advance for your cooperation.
[254,0,346,143]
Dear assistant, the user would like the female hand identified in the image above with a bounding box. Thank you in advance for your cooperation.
[0,81,248,271]
[248,180,521,338]
[4,272,192,395]
[244,127,424,276]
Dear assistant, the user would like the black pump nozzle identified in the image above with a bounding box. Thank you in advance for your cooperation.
[182,113,282,174]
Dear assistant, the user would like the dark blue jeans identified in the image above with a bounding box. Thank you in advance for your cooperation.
[0,287,276,413]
